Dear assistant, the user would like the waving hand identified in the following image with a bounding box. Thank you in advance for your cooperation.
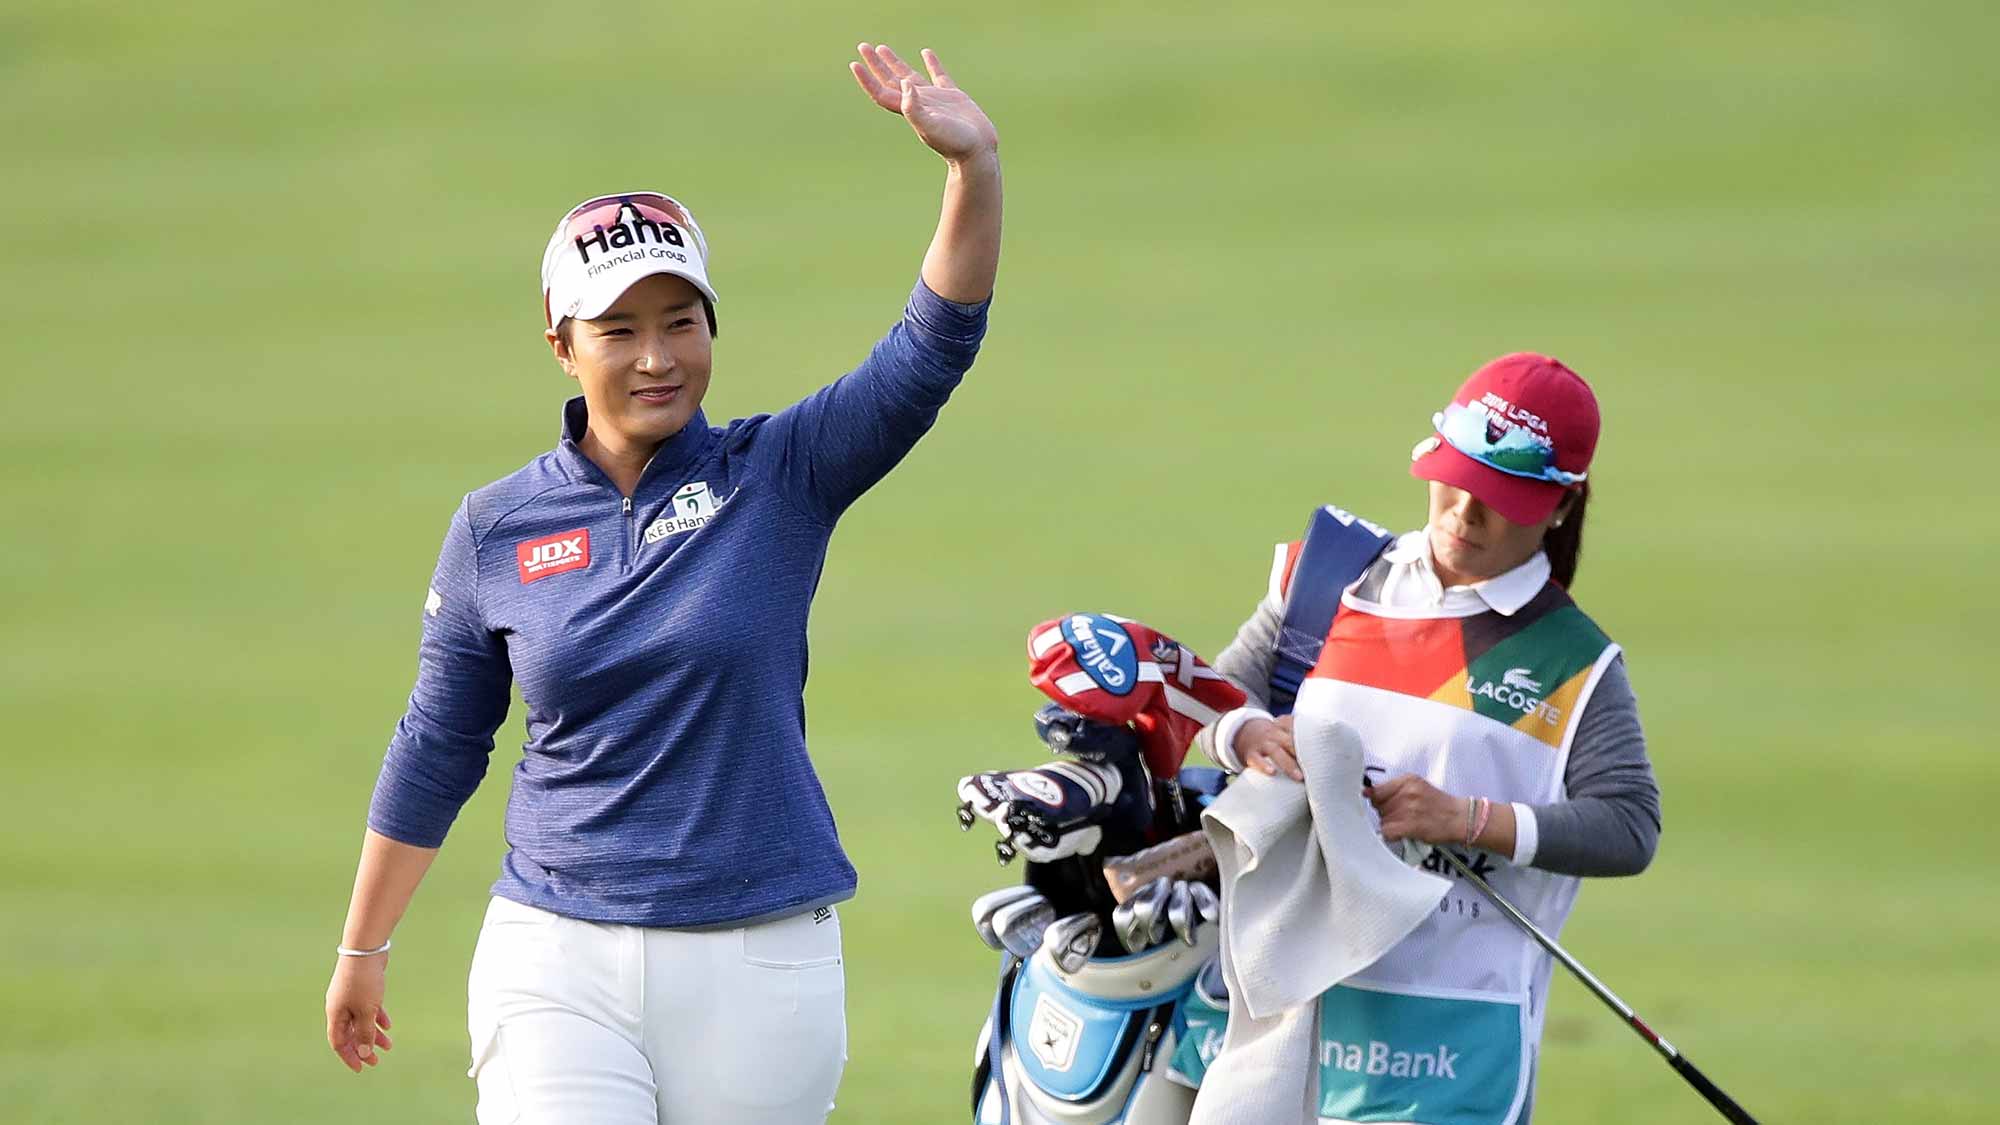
[850,44,999,164]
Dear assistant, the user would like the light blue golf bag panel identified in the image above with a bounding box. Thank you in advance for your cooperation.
[1010,955,1155,1100]
[973,939,1212,1125]
[1268,505,1395,716]
[1315,982,1528,1125]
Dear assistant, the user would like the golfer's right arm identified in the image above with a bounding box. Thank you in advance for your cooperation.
[326,498,511,1072]
[326,832,438,1071]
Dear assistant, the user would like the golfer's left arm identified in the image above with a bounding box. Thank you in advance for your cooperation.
[755,44,1000,523]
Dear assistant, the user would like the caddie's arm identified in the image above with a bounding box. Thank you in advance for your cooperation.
[849,44,1001,302]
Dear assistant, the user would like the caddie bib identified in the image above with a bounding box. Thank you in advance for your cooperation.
[1300,580,1620,1125]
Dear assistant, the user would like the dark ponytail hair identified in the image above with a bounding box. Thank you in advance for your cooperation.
[1545,480,1588,589]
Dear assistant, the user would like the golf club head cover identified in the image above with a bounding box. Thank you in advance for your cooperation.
[1027,613,1247,780]
[956,756,1144,862]
[1032,701,1143,764]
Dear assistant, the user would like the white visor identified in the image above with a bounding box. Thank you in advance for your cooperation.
[540,192,717,327]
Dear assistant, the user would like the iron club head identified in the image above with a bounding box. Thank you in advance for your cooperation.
[970,885,1043,951]
[1167,880,1196,946]
[1042,913,1103,974]
[992,895,1057,960]
[1189,881,1220,922]
[1126,876,1173,951]
[1112,898,1147,954]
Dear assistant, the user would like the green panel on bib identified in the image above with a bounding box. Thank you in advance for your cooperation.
[1317,984,1523,1124]
[1460,602,1611,736]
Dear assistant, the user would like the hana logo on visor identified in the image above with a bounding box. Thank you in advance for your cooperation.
[1060,613,1138,697]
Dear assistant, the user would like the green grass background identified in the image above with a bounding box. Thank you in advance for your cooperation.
[4,1,1996,1121]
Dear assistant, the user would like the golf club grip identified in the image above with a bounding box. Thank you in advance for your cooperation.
[1668,1053,1758,1125]
[1101,830,1216,902]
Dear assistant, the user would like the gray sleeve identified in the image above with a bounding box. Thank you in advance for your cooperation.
[1192,564,1285,766]
[1524,656,1662,877]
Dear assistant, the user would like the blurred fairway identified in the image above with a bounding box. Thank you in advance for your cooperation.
[4,0,1997,1121]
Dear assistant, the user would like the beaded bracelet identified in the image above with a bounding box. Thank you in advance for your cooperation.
[1465,797,1492,848]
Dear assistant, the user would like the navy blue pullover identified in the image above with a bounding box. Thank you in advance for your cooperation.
[367,281,989,927]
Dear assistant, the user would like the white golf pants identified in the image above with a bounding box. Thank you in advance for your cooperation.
[467,896,847,1124]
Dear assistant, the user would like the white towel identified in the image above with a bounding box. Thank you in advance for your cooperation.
[1189,698,1448,1125]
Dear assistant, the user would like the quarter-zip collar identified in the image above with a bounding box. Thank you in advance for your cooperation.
[555,395,714,497]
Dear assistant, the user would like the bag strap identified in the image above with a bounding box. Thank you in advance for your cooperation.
[1267,506,1395,716]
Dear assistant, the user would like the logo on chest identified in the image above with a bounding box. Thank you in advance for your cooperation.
[643,481,726,544]
[516,528,591,583]
[1465,665,1561,726]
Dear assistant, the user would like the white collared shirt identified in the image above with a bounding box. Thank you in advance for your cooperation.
[1371,529,1550,616]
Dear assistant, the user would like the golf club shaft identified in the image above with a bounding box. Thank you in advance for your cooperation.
[1435,848,1758,1125]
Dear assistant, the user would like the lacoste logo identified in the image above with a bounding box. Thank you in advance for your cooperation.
[516,529,591,584]
[1466,667,1563,727]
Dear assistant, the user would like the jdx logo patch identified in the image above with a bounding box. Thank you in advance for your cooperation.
[516,529,591,583]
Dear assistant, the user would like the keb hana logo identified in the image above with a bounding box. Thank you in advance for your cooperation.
[516,529,591,583]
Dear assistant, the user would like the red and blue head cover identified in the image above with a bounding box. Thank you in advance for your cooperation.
[1027,613,1246,780]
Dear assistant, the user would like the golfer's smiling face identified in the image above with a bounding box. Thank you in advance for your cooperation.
[551,272,714,447]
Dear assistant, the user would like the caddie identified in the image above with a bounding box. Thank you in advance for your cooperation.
[1190,353,1663,1123]
[322,43,1001,1125]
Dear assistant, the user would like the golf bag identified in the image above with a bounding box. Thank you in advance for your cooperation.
[957,614,1245,1125]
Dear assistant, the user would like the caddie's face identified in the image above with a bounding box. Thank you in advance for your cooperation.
[548,273,713,447]
[1425,481,1559,586]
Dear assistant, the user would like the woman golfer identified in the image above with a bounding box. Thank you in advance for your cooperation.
[1196,353,1661,1123]
[323,44,999,1124]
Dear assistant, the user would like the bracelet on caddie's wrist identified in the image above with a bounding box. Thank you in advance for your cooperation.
[336,939,392,957]
[1466,797,1492,847]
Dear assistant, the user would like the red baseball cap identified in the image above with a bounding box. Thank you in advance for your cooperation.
[1410,353,1599,526]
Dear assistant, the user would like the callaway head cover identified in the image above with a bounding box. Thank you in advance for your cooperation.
[1027,613,1247,780]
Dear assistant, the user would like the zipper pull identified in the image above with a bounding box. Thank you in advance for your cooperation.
[622,496,633,517]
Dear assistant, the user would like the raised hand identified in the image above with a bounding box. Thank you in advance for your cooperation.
[850,44,999,164]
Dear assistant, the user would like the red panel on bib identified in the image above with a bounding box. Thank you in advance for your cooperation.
[1311,609,1466,699]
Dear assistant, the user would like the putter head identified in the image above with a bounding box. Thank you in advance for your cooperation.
[1042,913,1103,974]
[992,896,1057,960]
[970,885,1042,951]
